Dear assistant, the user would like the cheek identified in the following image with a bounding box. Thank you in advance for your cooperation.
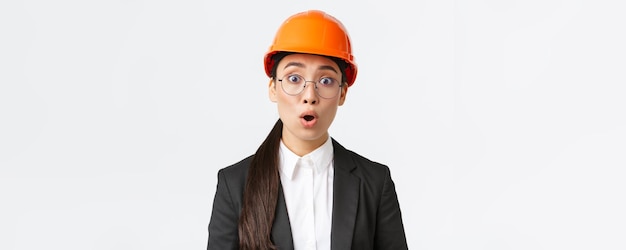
[319,104,339,121]
[327,107,339,119]
[275,95,298,114]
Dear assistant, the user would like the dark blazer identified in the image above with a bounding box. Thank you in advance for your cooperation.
[208,139,408,250]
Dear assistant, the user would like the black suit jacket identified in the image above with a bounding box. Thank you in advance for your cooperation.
[208,139,408,249]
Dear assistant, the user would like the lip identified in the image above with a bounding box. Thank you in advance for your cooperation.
[300,110,318,128]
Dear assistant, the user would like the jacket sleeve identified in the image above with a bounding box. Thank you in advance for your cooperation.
[374,167,408,250]
[207,169,239,250]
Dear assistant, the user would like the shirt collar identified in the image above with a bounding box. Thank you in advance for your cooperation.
[279,137,334,180]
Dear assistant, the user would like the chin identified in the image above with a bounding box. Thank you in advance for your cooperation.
[289,125,328,142]
[282,117,331,143]
[295,130,327,141]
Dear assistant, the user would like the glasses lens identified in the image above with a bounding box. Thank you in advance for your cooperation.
[317,77,340,98]
[281,75,304,95]
[280,75,341,99]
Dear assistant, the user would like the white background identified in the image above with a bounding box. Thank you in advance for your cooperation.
[1,0,625,249]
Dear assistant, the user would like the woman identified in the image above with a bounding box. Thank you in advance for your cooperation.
[208,10,408,250]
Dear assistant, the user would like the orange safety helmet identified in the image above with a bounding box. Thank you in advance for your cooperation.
[264,10,358,86]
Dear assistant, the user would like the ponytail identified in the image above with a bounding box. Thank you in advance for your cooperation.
[237,52,346,249]
[238,119,283,250]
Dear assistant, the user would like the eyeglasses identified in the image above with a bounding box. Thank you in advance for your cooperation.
[277,74,344,99]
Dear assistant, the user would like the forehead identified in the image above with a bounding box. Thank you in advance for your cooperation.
[276,53,340,71]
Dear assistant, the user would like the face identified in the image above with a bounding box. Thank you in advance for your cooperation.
[269,53,348,152]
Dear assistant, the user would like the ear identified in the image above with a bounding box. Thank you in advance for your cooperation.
[269,79,278,103]
[338,85,348,106]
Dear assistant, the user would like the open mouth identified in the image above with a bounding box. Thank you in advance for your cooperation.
[303,115,315,121]
[300,112,318,128]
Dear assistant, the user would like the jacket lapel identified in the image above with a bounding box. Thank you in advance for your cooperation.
[331,139,360,250]
[271,139,360,250]
[271,185,294,249]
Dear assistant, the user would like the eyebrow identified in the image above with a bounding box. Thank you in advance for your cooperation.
[318,65,338,73]
[283,62,338,73]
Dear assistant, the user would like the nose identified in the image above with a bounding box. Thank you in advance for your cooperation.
[302,81,318,105]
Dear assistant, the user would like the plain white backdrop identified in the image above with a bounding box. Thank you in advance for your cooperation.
[1,0,625,249]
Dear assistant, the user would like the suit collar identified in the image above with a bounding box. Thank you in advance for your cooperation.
[331,138,356,172]
[271,185,294,249]
[330,138,359,250]
[271,139,360,250]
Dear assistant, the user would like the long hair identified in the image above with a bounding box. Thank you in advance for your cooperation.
[238,119,283,250]
[237,52,347,249]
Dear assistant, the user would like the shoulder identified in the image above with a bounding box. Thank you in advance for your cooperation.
[217,155,254,184]
[332,139,391,177]
[349,149,391,179]
[347,148,387,169]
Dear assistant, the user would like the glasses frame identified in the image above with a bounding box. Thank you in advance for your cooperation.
[277,74,345,99]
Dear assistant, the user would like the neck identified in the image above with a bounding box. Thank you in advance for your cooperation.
[281,132,329,157]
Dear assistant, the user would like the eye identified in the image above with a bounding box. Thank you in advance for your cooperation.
[286,74,302,84]
[319,77,336,86]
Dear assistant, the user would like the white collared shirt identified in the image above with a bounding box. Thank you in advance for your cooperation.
[279,137,334,250]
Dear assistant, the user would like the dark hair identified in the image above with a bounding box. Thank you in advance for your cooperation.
[238,52,348,249]
[238,119,283,250]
